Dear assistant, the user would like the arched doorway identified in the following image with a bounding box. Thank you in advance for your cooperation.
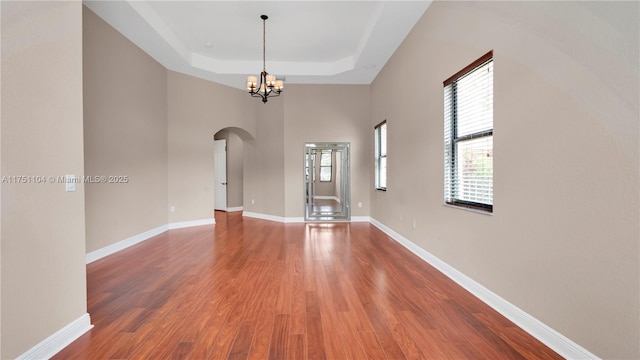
[213,127,253,212]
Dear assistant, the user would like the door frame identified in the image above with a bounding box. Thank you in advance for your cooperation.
[214,139,227,211]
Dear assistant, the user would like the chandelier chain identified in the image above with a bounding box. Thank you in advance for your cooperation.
[263,17,266,72]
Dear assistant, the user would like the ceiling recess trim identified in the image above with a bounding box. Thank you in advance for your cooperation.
[83,0,432,90]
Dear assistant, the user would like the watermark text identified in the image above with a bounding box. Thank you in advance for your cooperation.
[1,175,129,184]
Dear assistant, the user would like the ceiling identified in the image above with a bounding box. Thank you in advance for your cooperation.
[84,1,432,90]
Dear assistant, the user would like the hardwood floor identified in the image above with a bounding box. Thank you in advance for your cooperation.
[54,211,562,360]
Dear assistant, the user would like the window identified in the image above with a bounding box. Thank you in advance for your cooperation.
[319,150,332,182]
[444,51,493,212]
[375,120,387,190]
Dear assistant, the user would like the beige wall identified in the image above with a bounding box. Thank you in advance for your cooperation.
[1,4,3,357]
[214,129,244,208]
[82,11,371,224]
[0,2,3,353]
[167,71,255,222]
[284,85,371,218]
[83,7,168,253]
[1,2,87,358]
[371,1,639,358]
[167,83,370,220]
[85,8,257,230]
[243,97,285,216]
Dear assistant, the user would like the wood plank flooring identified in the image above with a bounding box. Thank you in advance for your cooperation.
[53,211,562,359]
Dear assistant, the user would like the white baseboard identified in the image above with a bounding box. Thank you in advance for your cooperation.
[86,218,215,264]
[16,313,93,360]
[243,212,367,224]
[369,218,599,360]
[86,224,168,264]
[242,211,287,223]
[241,211,304,223]
[168,218,215,229]
[226,206,244,212]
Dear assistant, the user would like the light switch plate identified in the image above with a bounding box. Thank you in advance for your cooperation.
[65,175,76,192]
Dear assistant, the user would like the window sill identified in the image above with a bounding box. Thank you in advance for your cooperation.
[375,188,387,192]
[443,203,493,215]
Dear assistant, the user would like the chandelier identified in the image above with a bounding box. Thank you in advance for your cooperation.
[247,15,284,103]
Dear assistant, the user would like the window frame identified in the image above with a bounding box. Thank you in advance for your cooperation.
[443,51,493,213]
[374,119,387,191]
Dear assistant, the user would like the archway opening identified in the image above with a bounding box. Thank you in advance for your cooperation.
[213,127,252,213]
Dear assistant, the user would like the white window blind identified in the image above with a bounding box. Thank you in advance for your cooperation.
[375,120,387,190]
[444,51,493,212]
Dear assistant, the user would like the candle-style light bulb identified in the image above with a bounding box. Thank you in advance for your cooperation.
[247,76,257,90]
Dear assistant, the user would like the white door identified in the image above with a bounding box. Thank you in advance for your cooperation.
[214,139,227,211]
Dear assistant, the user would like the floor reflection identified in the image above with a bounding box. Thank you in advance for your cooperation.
[308,199,343,216]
